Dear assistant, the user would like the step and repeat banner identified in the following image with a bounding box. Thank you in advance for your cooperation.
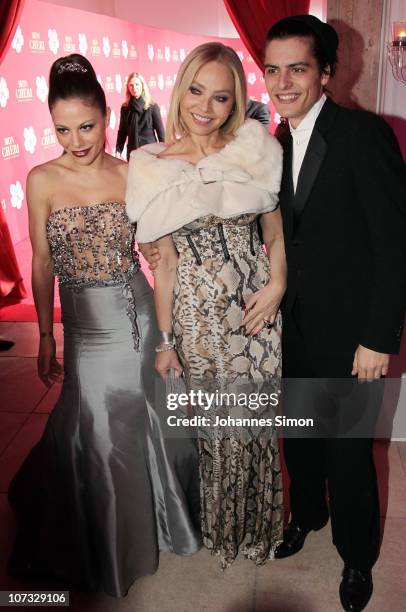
[0,0,277,245]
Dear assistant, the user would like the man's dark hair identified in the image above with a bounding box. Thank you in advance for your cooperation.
[266,19,338,77]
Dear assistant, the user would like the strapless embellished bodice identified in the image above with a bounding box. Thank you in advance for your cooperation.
[46,202,139,289]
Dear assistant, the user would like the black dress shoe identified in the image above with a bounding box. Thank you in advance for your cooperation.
[274,520,327,559]
[339,566,373,611]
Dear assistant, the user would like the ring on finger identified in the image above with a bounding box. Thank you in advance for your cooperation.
[263,318,274,330]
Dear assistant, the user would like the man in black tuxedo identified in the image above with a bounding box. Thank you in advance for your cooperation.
[264,15,406,612]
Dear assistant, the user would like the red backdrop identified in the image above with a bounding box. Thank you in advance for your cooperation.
[0,0,278,246]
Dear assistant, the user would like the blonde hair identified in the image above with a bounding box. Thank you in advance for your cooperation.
[124,72,152,109]
[166,42,247,143]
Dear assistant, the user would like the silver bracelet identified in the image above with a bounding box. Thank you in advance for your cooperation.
[155,342,176,353]
[160,331,174,344]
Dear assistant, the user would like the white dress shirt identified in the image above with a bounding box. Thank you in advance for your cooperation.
[289,94,327,192]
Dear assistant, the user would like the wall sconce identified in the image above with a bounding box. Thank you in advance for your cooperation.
[387,22,406,85]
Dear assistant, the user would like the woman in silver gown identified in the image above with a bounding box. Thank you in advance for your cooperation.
[127,43,286,568]
[8,54,201,598]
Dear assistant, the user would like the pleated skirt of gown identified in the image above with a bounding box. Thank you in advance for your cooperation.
[8,271,201,597]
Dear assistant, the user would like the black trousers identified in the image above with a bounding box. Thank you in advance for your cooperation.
[281,303,381,571]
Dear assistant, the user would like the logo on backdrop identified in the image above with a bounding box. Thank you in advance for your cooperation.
[179,49,186,62]
[156,48,163,62]
[29,31,45,53]
[112,42,121,58]
[78,33,88,55]
[91,39,101,56]
[261,93,270,104]
[41,127,57,149]
[149,75,156,89]
[147,44,154,62]
[122,40,128,59]
[109,109,117,130]
[63,35,76,53]
[0,77,10,108]
[10,181,24,210]
[48,28,60,55]
[11,25,24,54]
[129,44,137,59]
[15,79,32,103]
[105,76,114,92]
[247,72,257,85]
[115,74,123,94]
[157,74,164,91]
[36,76,48,103]
[164,46,171,62]
[23,127,37,154]
[102,37,111,58]
[2,136,20,159]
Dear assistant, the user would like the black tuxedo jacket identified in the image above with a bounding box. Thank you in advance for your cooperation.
[278,97,406,370]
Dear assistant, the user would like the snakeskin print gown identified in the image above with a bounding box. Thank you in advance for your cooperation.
[171,212,284,568]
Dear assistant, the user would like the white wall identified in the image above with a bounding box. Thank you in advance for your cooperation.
[378,0,406,435]
[309,0,327,21]
[41,0,238,36]
[42,0,326,37]
[378,0,406,156]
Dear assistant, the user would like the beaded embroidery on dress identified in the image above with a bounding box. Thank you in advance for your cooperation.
[46,202,140,288]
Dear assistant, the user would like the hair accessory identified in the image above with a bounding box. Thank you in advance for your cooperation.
[57,62,88,74]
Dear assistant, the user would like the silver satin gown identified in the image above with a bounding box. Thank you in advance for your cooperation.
[8,202,201,597]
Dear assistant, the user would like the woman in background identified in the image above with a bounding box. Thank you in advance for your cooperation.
[8,53,200,598]
[116,72,165,160]
[127,42,285,569]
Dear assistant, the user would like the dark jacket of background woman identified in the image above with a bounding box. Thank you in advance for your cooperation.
[116,99,165,161]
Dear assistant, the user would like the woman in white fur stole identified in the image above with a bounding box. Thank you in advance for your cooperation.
[126,42,286,568]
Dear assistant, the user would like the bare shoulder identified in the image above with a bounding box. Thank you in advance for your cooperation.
[26,158,66,213]
[26,162,54,201]
[27,161,51,186]
[27,156,68,188]
[105,152,128,178]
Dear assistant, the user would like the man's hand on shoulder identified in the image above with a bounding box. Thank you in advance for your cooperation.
[351,345,389,381]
